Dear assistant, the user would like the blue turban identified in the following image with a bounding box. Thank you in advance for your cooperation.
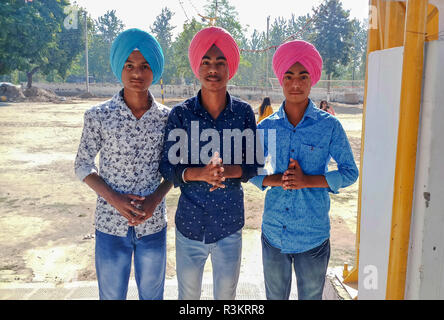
[110,28,164,84]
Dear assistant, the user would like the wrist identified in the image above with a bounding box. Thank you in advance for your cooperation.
[106,190,120,206]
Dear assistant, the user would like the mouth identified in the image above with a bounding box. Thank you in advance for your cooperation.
[130,80,144,84]
[289,92,304,95]
[205,76,221,82]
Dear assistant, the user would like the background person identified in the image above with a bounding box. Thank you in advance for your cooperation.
[257,96,273,123]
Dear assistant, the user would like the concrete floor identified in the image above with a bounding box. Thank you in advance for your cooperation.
[0,268,349,300]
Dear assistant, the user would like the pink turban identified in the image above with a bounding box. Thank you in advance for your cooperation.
[272,40,323,87]
[188,27,240,80]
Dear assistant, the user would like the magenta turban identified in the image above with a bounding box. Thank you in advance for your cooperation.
[188,27,240,80]
[272,40,323,87]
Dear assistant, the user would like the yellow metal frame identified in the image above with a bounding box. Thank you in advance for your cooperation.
[343,0,439,299]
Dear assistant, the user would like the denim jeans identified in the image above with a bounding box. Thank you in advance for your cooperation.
[261,233,330,300]
[95,226,166,300]
[175,228,242,300]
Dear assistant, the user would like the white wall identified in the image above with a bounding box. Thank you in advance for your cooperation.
[406,40,444,300]
[358,46,404,299]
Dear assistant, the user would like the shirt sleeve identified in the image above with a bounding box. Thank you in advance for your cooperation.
[239,106,261,183]
[249,120,268,191]
[159,107,188,188]
[324,119,359,194]
[74,108,103,182]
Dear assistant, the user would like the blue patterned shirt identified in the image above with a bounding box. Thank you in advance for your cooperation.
[74,90,170,238]
[250,99,359,253]
[159,91,259,243]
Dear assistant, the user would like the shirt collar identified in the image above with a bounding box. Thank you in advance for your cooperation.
[277,98,318,125]
[112,89,158,119]
[193,89,234,115]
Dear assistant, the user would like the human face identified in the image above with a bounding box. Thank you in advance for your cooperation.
[282,62,311,106]
[198,45,230,92]
[121,50,153,93]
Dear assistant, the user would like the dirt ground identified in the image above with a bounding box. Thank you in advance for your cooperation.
[0,96,362,286]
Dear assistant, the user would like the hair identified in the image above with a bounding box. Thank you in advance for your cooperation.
[259,97,271,115]
[320,100,328,108]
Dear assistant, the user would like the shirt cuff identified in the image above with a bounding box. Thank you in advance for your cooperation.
[75,165,98,182]
[324,170,343,194]
[249,174,267,191]
[174,164,188,188]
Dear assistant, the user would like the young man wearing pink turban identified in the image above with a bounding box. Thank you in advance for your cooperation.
[160,27,259,300]
[250,40,359,300]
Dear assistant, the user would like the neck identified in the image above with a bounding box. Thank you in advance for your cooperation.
[284,98,309,127]
[200,87,227,119]
[123,88,151,118]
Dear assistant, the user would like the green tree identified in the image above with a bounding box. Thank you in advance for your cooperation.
[0,0,84,88]
[171,18,204,84]
[96,9,124,43]
[287,13,314,41]
[204,0,245,44]
[237,29,267,87]
[88,10,125,82]
[349,19,367,80]
[150,7,175,84]
[311,0,353,84]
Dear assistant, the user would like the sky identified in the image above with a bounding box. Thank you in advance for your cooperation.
[72,0,369,38]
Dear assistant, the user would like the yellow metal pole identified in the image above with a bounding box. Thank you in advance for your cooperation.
[386,0,428,300]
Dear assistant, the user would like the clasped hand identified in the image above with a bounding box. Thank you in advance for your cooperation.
[282,158,307,190]
[110,193,159,227]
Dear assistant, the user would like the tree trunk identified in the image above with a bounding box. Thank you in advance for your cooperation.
[26,67,39,89]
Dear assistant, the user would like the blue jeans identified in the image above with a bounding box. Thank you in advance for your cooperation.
[95,227,166,300]
[175,228,242,300]
[262,233,330,300]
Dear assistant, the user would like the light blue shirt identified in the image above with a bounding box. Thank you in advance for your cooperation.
[250,99,359,253]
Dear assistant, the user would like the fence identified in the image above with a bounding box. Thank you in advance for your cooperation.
[32,80,364,105]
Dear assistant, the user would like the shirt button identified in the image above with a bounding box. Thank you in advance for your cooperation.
[283,225,287,229]
[285,208,289,211]
[291,149,294,152]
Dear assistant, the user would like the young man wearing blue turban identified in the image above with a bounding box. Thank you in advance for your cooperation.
[74,29,172,300]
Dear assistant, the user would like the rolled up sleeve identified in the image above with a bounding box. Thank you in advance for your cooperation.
[325,120,359,193]
[74,109,102,182]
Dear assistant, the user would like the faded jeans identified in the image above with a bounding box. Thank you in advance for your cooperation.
[175,228,242,300]
[95,226,166,300]
[262,233,330,300]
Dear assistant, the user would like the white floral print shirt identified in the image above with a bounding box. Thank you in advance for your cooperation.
[74,89,170,238]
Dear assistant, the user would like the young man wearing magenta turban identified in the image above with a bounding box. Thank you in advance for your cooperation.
[250,40,359,300]
[74,29,172,300]
[160,27,260,300]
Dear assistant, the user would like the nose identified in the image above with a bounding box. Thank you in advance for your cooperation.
[291,78,302,90]
[208,63,218,74]
[132,66,143,78]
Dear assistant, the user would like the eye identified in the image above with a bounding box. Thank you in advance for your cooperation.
[143,65,151,70]
[125,64,133,69]
[202,60,210,65]
[284,75,292,80]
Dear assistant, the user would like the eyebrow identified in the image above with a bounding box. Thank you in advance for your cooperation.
[125,59,149,64]
[202,55,227,61]
[284,70,309,75]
